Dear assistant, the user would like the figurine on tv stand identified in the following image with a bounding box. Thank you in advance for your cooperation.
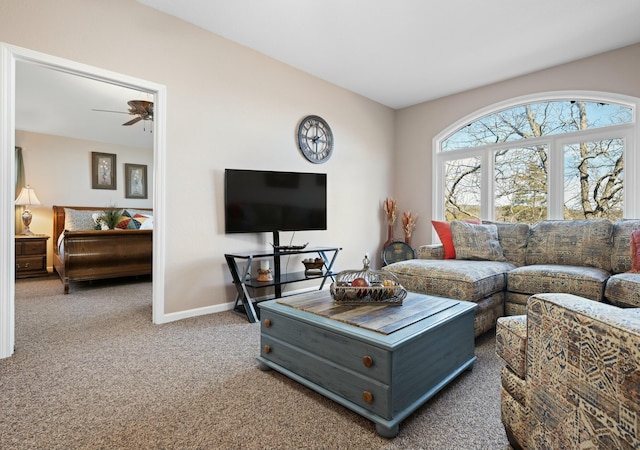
[257,260,273,281]
[257,268,273,282]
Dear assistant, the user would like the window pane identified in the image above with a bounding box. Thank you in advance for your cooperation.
[444,157,481,221]
[563,139,624,220]
[443,101,632,151]
[494,146,548,224]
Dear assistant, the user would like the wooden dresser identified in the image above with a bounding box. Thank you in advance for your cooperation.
[15,235,49,278]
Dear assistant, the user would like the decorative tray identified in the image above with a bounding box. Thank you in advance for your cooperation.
[329,254,407,305]
[270,242,309,251]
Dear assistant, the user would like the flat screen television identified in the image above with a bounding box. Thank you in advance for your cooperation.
[224,169,327,236]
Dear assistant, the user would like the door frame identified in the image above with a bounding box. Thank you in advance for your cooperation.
[0,43,167,358]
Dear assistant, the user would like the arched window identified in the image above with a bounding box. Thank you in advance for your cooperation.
[433,92,638,224]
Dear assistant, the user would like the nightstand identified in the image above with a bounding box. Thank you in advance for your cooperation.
[15,235,49,278]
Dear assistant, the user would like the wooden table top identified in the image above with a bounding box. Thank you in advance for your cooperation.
[277,291,461,335]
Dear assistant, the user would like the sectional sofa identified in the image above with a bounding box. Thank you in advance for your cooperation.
[383,218,640,337]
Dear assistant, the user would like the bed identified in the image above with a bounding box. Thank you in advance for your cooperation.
[52,205,153,293]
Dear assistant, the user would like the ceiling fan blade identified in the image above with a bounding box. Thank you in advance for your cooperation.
[92,108,130,115]
[122,116,143,126]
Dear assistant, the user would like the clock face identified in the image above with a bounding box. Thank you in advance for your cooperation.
[298,115,333,163]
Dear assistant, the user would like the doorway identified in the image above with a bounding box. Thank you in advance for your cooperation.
[1,43,167,358]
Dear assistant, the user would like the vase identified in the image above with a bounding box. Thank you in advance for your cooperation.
[405,234,411,246]
[384,224,394,247]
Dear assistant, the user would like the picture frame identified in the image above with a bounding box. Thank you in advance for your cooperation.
[92,152,117,190]
[125,163,148,199]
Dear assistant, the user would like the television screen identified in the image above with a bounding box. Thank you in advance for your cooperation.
[225,169,327,234]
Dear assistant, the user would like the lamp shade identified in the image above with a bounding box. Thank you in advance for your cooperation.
[15,185,41,207]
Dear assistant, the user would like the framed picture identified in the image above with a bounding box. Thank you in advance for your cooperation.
[92,152,117,190]
[125,163,148,199]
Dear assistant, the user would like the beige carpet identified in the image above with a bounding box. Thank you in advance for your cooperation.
[1,275,511,449]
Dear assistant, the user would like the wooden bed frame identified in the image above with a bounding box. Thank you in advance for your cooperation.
[52,205,153,293]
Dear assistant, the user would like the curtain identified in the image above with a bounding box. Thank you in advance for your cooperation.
[15,146,25,233]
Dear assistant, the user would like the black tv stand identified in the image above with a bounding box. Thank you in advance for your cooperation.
[224,240,341,323]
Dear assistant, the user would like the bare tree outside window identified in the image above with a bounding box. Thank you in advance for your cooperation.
[441,101,631,224]
[444,157,480,221]
[563,139,624,220]
[495,146,548,223]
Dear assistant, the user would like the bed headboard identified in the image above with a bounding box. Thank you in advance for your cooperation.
[52,205,153,244]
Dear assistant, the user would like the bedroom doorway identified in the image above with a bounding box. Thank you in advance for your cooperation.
[0,43,167,358]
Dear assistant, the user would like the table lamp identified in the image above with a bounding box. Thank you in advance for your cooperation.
[15,185,41,235]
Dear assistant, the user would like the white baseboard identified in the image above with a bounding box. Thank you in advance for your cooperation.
[155,285,330,324]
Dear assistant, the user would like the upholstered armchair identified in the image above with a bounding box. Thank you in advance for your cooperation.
[496,293,640,449]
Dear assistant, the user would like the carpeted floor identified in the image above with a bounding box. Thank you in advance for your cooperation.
[1,276,511,449]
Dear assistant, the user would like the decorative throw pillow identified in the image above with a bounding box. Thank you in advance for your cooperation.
[115,210,137,230]
[482,220,530,266]
[136,214,153,230]
[432,219,481,259]
[64,208,104,230]
[92,212,109,230]
[132,213,151,230]
[450,221,506,262]
[630,230,640,273]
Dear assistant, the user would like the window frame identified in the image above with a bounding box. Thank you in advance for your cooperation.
[432,91,639,233]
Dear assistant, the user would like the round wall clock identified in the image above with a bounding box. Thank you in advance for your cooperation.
[382,241,416,266]
[297,115,334,163]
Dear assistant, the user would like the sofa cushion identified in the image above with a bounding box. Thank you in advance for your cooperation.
[605,273,640,308]
[508,264,609,301]
[505,292,531,316]
[500,386,528,448]
[610,219,640,273]
[451,221,506,262]
[483,221,530,266]
[416,244,445,260]
[382,259,514,302]
[632,230,640,273]
[474,293,505,336]
[496,315,527,379]
[431,219,481,259]
[525,219,613,271]
[501,366,527,407]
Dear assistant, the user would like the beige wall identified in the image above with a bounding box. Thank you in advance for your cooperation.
[395,43,640,247]
[1,0,395,315]
[5,0,638,318]
[15,130,154,267]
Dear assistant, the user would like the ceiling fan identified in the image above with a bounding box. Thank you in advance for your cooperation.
[93,100,154,126]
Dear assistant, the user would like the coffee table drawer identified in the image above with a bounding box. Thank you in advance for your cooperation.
[257,293,477,438]
[261,310,390,383]
[261,334,391,419]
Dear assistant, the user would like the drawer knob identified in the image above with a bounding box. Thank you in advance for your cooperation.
[363,391,373,404]
[363,355,373,368]
[264,319,271,328]
[263,345,271,354]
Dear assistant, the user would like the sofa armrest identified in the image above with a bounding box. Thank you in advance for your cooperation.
[417,244,445,260]
[525,293,640,448]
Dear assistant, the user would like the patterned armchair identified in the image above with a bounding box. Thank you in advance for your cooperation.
[496,293,640,449]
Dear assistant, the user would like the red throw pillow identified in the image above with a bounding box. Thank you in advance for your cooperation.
[631,230,640,273]
[432,219,481,259]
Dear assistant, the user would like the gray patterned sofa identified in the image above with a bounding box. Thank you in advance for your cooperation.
[383,219,640,337]
[496,293,640,449]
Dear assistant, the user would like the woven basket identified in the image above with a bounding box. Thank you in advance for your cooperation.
[330,254,407,305]
[302,258,325,272]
